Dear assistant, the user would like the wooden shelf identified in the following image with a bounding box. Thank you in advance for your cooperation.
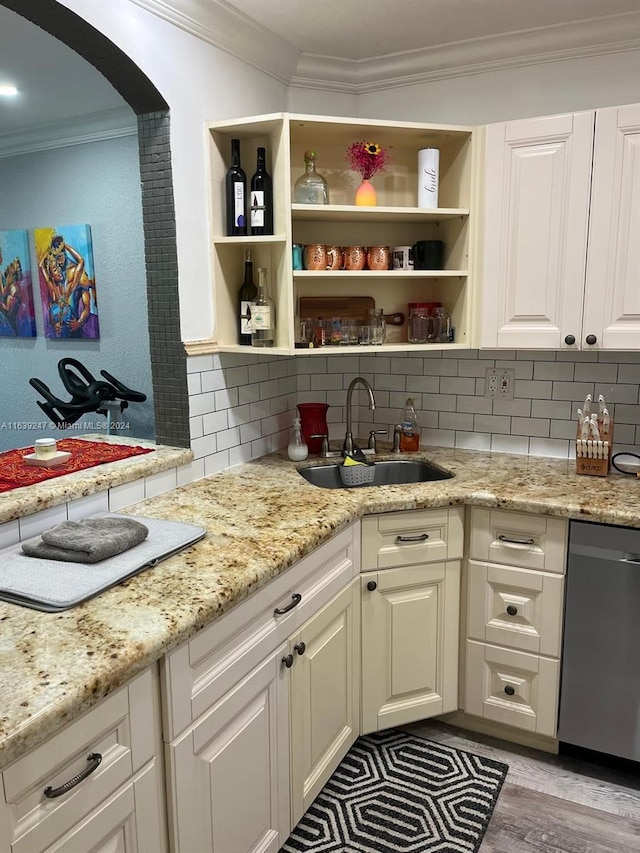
[292,205,469,223]
[293,270,468,279]
[213,234,287,245]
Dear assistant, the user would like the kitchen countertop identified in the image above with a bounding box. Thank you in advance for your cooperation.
[1,444,639,769]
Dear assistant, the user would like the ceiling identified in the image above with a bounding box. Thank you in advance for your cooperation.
[1,0,639,155]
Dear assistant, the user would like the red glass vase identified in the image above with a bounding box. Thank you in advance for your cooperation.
[296,403,329,454]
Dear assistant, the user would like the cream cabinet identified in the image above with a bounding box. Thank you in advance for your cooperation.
[360,508,463,734]
[162,523,359,853]
[463,508,567,739]
[0,667,167,853]
[480,103,640,350]
[207,113,479,354]
[288,579,360,826]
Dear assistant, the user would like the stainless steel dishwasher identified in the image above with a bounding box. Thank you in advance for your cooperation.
[558,519,640,762]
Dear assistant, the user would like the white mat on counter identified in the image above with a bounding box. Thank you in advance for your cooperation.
[0,513,206,612]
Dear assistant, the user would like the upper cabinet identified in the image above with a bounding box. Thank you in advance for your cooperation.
[207,113,479,354]
[480,104,640,350]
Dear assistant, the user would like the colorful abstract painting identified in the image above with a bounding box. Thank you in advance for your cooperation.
[34,224,100,339]
[0,230,36,337]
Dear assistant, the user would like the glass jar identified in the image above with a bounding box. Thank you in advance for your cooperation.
[293,150,329,204]
[408,304,429,343]
[431,306,451,343]
[368,308,386,345]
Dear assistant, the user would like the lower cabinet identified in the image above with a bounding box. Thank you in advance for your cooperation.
[289,579,360,826]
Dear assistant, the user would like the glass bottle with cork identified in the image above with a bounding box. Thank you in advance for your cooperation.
[237,249,257,345]
[250,267,276,347]
[400,397,420,452]
[225,138,246,236]
[249,147,273,235]
[293,150,329,204]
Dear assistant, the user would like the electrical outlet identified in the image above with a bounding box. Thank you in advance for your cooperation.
[485,367,515,400]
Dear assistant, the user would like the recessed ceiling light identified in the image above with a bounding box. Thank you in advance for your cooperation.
[0,85,19,97]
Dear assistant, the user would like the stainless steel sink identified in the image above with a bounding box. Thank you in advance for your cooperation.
[298,459,453,489]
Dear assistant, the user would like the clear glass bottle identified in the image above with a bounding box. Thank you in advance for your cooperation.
[250,267,275,347]
[399,397,420,452]
[287,416,308,461]
[293,150,329,205]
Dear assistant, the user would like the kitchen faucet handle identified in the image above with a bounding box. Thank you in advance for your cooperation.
[392,424,403,453]
[310,433,330,456]
[368,429,387,452]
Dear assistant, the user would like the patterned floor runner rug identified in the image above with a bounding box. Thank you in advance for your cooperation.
[280,729,508,853]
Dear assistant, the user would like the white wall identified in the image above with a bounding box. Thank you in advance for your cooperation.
[60,0,287,344]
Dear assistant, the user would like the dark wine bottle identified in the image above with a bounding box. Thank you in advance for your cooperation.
[249,147,273,236]
[238,249,257,345]
[225,138,246,236]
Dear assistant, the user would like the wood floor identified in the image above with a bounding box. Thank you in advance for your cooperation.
[403,720,640,853]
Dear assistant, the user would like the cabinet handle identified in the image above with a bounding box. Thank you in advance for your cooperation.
[282,654,294,668]
[504,685,515,697]
[367,580,377,591]
[564,334,576,345]
[274,593,302,615]
[396,533,429,544]
[44,753,102,799]
[294,642,306,656]
[497,534,535,546]
[585,334,597,346]
[506,605,518,616]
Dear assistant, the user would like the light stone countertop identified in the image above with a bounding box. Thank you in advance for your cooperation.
[1,444,639,769]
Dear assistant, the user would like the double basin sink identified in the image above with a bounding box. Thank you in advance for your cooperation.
[298,458,453,489]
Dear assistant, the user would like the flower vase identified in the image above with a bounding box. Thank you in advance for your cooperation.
[355,179,377,206]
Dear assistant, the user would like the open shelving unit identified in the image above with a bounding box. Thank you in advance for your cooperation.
[207,113,479,354]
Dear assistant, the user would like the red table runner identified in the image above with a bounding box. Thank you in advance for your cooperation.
[0,439,154,493]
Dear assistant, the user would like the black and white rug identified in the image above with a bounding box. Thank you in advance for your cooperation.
[280,729,508,853]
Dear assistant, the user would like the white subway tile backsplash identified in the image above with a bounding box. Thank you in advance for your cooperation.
[574,363,618,383]
[474,414,511,434]
[145,468,177,499]
[421,428,455,447]
[228,405,252,427]
[551,381,594,401]
[187,372,202,395]
[390,357,424,376]
[406,376,440,394]
[443,377,477,396]
[190,416,204,440]
[617,364,640,383]
[490,434,529,454]
[423,359,458,377]
[310,373,344,391]
[0,520,20,549]
[594,383,638,404]
[439,412,474,431]
[550,419,578,440]
[514,380,553,399]
[458,359,497,377]
[177,459,205,486]
[190,433,218,459]
[492,399,532,417]
[511,418,550,438]
[529,438,570,458]
[200,370,226,393]
[238,384,261,405]
[456,395,493,415]
[531,400,573,420]
[215,388,239,410]
[186,354,214,373]
[189,391,217,417]
[556,349,598,362]
[533,361,575,381]
[205,450,231,475]
[614,405,640,425]
[455,431,491,451]
[377,373,407,391]
[495,360,533,380]
[67,491,109,520]
[203,410,228,434]
[217,427,241,451]
[422,393,457,412]
[613,423,637,443]
[109,479,145,512]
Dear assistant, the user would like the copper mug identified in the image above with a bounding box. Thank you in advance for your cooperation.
[366,246,390,271]
[326,245,344,270]
[343,246,366,271]
[303,244,327,271]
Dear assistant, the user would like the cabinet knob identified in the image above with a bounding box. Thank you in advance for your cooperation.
[504,685,515,696]
[281,654,294,669]
[367,580,377,591]
[294,642,306,656]
[564,334,576,345]
[506,605,518,616]
[585,334,597,346]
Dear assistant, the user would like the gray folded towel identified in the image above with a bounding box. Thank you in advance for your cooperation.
[22,517,149,564]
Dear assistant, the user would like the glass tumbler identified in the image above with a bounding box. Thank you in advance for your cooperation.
[408,306,429,343]
[432,306,451,342]
[368,308,386,345]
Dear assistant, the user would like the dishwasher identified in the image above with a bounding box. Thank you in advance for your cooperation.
[558,519,640,763]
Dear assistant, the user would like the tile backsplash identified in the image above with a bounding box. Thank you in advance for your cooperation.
[186,348,639,473]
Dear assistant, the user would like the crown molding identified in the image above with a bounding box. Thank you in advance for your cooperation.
[0,107,137,159]
[130,0,301,85]
[293,12,640,92]
[134,2,640,94]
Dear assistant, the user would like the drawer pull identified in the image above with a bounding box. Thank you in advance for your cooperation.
[396,533,429,544]
[497,534,535,547]
[274,593,302,615]
[506,605,518,616]
[504,685,515,697]
[44,752,102,799]
[294,642,306,656]
[282,654,294,668]
[367,580,377,591]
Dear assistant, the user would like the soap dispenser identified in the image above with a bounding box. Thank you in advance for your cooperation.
[288,416,309,461]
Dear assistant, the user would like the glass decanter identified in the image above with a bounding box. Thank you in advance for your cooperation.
[293,149,329,204]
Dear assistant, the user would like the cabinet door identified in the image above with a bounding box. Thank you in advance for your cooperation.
[481,112,594,348]
[582,103,640,350]
[167,650,290,853]
[289,580,360,827]
[361,561,460,735]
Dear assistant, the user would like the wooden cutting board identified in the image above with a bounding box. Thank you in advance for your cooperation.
[299,296,374,320]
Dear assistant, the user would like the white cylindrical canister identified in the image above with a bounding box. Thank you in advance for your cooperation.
[418,148,439,209]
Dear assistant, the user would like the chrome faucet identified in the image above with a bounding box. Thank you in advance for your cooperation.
[343,377,376,456]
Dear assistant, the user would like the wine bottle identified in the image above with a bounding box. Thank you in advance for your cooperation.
[225,138,246,236]
[249,147,273,235]
[238,249,257,345]
[251,267,275,347]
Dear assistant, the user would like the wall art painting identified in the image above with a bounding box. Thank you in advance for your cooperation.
[34,224,100,339]
[0,229,36,337]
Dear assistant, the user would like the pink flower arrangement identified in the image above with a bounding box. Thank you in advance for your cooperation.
[346,140,392,181]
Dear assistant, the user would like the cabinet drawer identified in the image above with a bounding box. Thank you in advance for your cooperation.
[161,523,359,741]
[0,668,158,853]
[362,508,463,571]
[464,640,560,738]
[469,508,567,572]
[467,560,564,656]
